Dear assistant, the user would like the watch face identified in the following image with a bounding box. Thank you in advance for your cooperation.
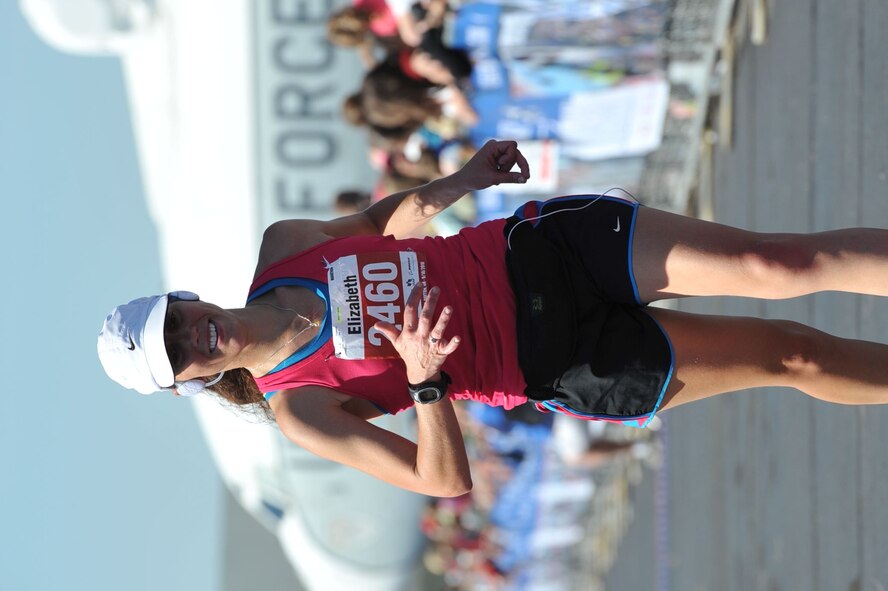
[415,387,443,404]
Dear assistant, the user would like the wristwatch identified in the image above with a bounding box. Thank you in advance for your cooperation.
[408,371,451,404]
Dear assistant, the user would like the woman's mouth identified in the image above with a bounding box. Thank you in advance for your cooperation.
[209,321,218,353]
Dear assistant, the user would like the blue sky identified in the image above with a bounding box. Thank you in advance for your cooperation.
[0,4,221,590]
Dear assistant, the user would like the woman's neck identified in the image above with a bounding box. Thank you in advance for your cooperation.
[239,288,324,376]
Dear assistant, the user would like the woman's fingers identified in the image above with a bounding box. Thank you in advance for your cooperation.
[459,139,532,191]
[417,286,440,333]
[514,147,530,180]
[495,143,515,169]
[490,140,529,184]
[375,285,461,382]
[373,320,400,343]
[434,333,461,356]
[427,301,452,341]
[402,282,424,331]
[427,304,460,355]
[443,338,460,355]
[374,285,456,347]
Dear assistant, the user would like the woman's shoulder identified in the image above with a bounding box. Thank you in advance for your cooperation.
[254,214,385,280]
[255,216,506,279]
[255,219,329,278]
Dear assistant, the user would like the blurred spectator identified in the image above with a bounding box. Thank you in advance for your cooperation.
[328,0,472,84]
[390,0,450,48]
[343,58,477,159]
[343,58,442,136]
[333,189,371,214]
[388,147,442,185]
[418,401,663,589]
[407,26,473,85]
[552,415,648,468]
[327,1,404,68]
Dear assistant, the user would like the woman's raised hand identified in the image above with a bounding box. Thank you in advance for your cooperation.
[455,139,531,192]
[373,285,460,384]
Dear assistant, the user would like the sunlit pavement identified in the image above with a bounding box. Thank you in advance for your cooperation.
[607,0,888,589]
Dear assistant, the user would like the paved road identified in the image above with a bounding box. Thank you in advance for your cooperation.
[608,0,888,590]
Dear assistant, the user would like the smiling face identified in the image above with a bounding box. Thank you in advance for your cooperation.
[164,300,245,382]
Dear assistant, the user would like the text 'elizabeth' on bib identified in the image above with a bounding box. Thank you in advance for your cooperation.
[328,251,427,359]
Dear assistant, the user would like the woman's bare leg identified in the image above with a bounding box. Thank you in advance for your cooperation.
[648,308,888,411]
[632,207,888,302]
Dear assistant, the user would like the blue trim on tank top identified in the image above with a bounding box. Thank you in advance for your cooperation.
[247,278,332,401]
[251,279,393,415]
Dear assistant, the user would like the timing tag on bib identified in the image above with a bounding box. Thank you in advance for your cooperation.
[328,251,427,359]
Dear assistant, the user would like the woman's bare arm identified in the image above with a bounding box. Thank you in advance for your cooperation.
[272,386,472,497]
[358,139,528,238]
[255,140,530,273]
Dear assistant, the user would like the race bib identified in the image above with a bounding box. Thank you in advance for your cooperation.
[328,251,427,359]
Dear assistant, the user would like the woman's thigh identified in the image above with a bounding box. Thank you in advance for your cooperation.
[631,207,802,302]
[647,307,808,412]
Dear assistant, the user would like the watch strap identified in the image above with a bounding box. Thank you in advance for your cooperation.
[408,370,451,390]
[408,370,451,404]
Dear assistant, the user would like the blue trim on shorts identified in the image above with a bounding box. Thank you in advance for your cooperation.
[513,194,635,222]
[536,399,654,423]
[627,203,643,305]
[512,195,669,428]
[530,310,675,429]
[639,310,675,426]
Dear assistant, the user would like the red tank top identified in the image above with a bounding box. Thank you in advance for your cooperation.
[249,219,528,414]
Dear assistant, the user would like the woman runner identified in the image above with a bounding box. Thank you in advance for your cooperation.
[98,139,888,497]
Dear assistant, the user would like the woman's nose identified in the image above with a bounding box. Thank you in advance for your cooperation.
[187,323,200,349]
[165,319,199,350]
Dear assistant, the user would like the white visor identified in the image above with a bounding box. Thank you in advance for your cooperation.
[97,291,199,394]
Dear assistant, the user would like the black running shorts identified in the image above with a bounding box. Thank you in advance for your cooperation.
[505,195,674,428]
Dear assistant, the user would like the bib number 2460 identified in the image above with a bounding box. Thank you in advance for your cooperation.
[329,251,427,359]
[363,262,403,346]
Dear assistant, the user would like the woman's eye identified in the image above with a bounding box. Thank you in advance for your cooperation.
[166,345,182,373]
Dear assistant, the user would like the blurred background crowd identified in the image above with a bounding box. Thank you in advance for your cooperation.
[420,404,662,590]
[327,0,676,237]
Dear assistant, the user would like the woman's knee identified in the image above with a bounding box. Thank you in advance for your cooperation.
[769,319,831,382]
[738,236,820,297]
